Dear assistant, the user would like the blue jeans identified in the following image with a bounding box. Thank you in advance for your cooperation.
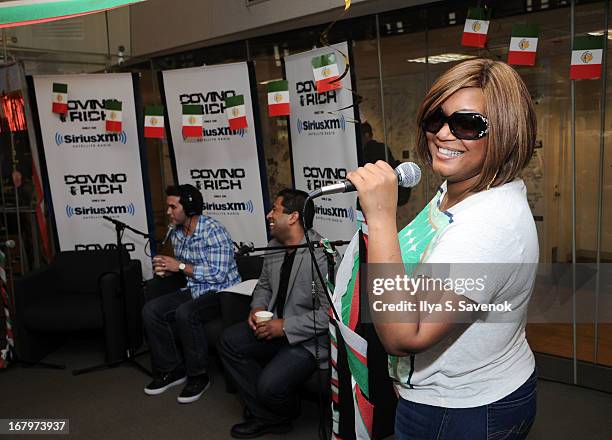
[142,289,219,376]
[220,321,317,423]
[395,369,537,440]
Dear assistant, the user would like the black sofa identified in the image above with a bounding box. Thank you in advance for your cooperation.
[13,249,144,365]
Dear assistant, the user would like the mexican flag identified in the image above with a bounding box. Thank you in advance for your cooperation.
[570,35,604,80]
[312,53,342,93]
[182,104,203,138]
[32,156,51,261]
[0,248,5,284]
[104,99,122,132]
[461,7,490,48]
[144,105,164,138]
[52,82,67,115]
[267,80,290,117]
[225,95,247,130]
[508,24,539,66]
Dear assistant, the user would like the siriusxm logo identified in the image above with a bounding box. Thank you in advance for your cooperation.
[297,114,346,135]
[56,131,127,146]
[314,204,355,222]
[203,126,246,138]
[203,200,254,213]
[66,203,135,218]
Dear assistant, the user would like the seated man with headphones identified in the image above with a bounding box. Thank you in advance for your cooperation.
[142,184,241,404]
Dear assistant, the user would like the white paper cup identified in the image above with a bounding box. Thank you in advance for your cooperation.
[153,257,164,277]
[254,311,273,323]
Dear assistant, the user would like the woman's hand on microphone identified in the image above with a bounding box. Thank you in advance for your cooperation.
[347,161,398,226]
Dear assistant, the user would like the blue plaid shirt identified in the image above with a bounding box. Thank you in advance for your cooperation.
[171,214,241,298]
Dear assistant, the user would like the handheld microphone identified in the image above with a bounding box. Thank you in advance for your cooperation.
[236,242,254,256]
[0,239,15,249]
[308,162,422,198]
[160,224,175,247]
[241,242,254,255]
[102,215,124,226]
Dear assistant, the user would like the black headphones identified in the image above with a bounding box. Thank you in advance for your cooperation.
[178,184,203,217]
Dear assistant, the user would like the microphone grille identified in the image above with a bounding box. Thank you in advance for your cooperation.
[396,162,421,188]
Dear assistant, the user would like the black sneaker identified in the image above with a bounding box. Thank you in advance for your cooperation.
[177,373,210,404]
[144,369,186,396]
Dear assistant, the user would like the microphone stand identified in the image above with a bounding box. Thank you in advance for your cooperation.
[72,217,152,377]
[237,240,348,293]
[235,200,350,439]
[300,196,348,440]
[239,226,348,440]
[237,240,349,254]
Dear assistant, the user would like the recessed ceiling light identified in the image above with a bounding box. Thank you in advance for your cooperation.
[406,53,477,64]
[588,29,612,39]
[259,78,283,85]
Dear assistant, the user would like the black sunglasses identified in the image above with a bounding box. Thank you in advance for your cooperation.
[422,108,489,140]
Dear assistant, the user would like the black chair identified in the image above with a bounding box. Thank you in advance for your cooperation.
[13,250,144,367]
[219,255,264,327]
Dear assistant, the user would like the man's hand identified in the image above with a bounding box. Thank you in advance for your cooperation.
[248,307,265,331]
[153,255,180,273]
[255,319,285,340]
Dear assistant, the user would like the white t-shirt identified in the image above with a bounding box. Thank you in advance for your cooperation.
[390,179,539,408]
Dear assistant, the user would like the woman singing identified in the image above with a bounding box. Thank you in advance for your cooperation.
[347,59,539,439]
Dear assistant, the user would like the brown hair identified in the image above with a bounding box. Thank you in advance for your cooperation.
[415,58,536,192]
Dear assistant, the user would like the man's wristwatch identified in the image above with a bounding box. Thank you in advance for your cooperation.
[178,262,186,273]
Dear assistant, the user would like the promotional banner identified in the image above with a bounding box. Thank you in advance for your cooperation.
[161,63,268,248]
[32,73,153,276]
[285,42,359,241]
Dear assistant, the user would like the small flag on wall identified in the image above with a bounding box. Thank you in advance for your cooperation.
[52,82,68,115]
[267,80,290,117]
[311,53,342,93]
[182,104,203,138]
[225,95,248,130]
[570,36,604,80]
[104,100,122,132]
[462,7,490,48]
[508,24,539,66]
[144,105,165,139]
